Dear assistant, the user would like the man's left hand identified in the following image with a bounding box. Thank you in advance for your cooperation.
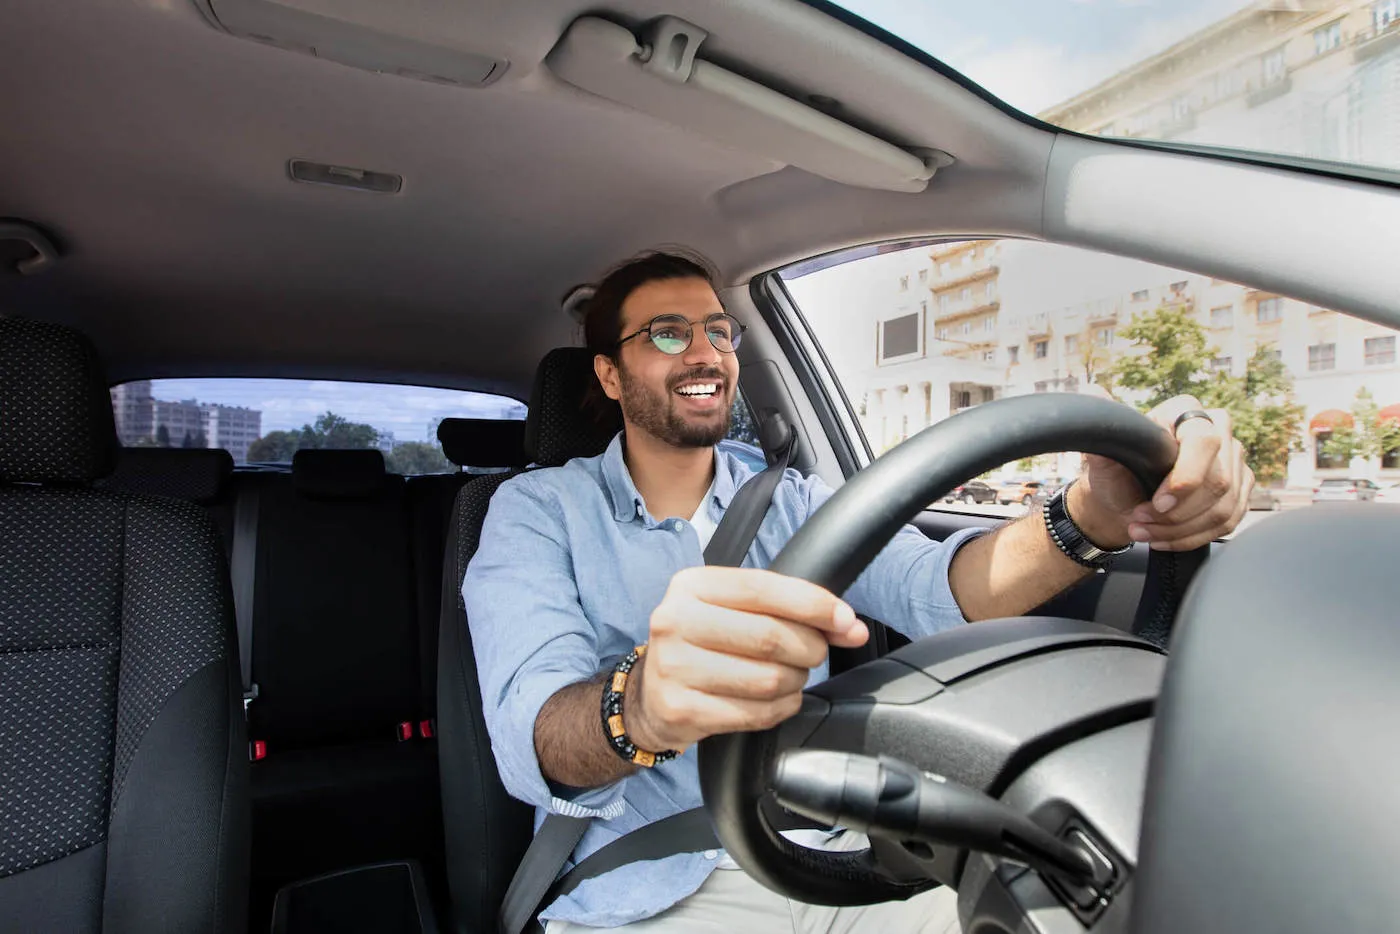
[1069,395,1254,552]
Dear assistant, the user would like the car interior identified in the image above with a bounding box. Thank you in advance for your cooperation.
[3,1,1399,933]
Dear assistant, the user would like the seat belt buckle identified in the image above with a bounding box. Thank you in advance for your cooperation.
[242,682,259,718]
[418,719,436,740]
[397,721,415,743]
[249,739,267,762]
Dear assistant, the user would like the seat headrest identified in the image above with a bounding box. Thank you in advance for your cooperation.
[292,449,388,499]
[436,418,528,468]
[0,317,118,484]
[100,447,234,503]
[524,347,623,467]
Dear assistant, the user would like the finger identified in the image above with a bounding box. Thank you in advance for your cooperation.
[649,640,811,701]
[669,602,831,668]
[667,566,859,637]
[1143,408,1230,518]
[646,685,805,743]
[1136,461,1251,551]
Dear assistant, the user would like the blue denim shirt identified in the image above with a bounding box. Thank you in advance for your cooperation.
[463,433,985,928]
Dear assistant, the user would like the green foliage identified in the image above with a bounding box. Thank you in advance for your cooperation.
[384,441,452,476]
[726,396,761,447]
[155,424,171,447]
[247,412,379,463]
[1110,305,1304,483]
[1320,387,1400,465]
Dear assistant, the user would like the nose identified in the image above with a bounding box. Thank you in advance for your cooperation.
[681,327,723,367]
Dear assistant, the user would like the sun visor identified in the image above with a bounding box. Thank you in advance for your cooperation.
[547,17,950,193]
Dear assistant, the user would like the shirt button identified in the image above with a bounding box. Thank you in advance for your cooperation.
[672,520,683,531]
[703,850,718,860]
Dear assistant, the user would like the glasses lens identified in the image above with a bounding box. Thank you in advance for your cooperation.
[705,314,742,353]
[648,316,690,355]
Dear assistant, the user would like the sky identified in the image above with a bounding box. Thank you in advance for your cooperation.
[149,378,526,443]
[832,0,1253,115]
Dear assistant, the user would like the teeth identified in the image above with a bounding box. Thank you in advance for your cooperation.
[677,384,718,396]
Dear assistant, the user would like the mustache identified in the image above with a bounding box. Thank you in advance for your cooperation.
[668,367,728,391]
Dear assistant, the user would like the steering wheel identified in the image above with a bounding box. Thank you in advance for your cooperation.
[696,393,1202,909]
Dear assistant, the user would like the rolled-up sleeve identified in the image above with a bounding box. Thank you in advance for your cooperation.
[463,477,626,818]
[803,478,990,640]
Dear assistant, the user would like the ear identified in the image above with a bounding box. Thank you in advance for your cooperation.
[594,353,622,402]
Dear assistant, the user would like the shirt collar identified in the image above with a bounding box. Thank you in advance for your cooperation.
[601,432,744,523]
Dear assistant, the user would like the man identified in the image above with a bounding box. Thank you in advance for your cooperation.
[465,251,1252,932]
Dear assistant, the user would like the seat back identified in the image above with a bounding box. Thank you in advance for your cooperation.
[0,317,247,934]
[437,348,621,934]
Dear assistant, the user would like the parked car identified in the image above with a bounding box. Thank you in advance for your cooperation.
[1312,478,1381,503]
[1376,482,1400,504]
[943,480,998,504]
[998,479,1044,506]
[1249,487,1282,511]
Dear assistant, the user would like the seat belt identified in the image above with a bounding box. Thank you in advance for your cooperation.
[498,415,799,934]
[230,483,260,716]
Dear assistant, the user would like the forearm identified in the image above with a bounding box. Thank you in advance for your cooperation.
[949,484,1128,622]
[534,674,636,789]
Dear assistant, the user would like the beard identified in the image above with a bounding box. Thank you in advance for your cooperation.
[618,363,732,449]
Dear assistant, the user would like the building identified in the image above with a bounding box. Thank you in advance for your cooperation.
[111,380,155,444]
[108,382,263,463]
[376,430,396,456]
[205,403,262,464]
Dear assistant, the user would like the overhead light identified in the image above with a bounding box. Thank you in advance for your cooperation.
[288,160,402,194]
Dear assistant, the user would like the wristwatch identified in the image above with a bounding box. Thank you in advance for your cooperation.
[1042,480,1132,573]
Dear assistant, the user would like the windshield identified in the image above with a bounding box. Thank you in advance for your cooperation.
[830,0,1400,177]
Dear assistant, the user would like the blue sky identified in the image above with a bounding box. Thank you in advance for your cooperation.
[833,0,1251,114]
[150,378,526,444]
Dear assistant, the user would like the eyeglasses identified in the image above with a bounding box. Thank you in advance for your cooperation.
[615,313,746,355]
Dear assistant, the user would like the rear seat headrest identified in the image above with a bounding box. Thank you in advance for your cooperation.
[436,418,527,469]
[293,449,388,500]
[100,447,234,503]
[0,316,119,484]
[524,347,623,468]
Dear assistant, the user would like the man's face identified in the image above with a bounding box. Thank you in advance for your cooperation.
[596,277,739,449]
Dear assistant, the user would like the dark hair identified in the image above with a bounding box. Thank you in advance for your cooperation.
[580,250,718,423]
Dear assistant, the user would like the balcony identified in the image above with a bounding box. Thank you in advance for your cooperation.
[933,299,1000,325]
[931,264,999,294]
[1087,307,1120,326]
[1354,22,1400,63]
[1026,315,1052,339]
[1246,74,1292,109]
[1158,111,1197,136]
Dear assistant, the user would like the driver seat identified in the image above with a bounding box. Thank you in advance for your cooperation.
[437,348,621,934]
[0,318,249,932]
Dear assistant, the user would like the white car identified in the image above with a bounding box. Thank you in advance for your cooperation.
[1377,483,1400,504]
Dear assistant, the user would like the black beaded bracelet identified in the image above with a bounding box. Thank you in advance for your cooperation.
[600,644,679,769]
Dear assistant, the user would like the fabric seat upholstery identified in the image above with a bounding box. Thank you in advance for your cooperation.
[0,317,248,933]
[437,348,622,934]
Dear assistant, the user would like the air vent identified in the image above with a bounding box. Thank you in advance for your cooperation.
[195,0,508,87]
[289,160,402,194]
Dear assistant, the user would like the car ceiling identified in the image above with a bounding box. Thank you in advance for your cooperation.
[0,0,1052,399]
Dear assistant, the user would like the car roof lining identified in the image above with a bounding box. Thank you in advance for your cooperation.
[0,0,1396,401]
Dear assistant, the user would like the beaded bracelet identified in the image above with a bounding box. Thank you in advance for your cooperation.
[600,644,679,768]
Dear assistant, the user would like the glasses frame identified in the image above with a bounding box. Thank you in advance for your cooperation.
[614,312,747,355]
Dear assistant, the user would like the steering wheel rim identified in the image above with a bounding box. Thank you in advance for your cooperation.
[697,394,1195,906]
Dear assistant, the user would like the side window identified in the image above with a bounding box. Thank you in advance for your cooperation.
[718,389,766,473]
[779,239,1400,517]
[110,378,526,474]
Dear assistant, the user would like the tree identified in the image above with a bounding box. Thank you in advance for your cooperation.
[1109,304,1213,408]
[155,424,171,447]
[727,396,761,446]
[1110,305,1303,483]
[385,442,452,476]
[1321,388,1400,467]
[181,429,208,449]
[1071,325,1115,394]
[247,430,299,463]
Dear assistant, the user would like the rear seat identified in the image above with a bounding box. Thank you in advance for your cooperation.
[102,420,528,929]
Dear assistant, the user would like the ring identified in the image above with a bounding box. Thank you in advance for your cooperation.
[1172,409,1214,437]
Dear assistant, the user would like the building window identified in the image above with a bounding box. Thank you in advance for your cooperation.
[982,350,995,363]
[1384,446,1400,469]
[1170,279,1189,292]
[879,312,922,362]
[1308,343,1337,371]
[1365,336,1396,365]
[961,321,972,335]
[986,278,998,300]
[960,288,972,302]
[1264,348,1284,363]
[1007,345,1020,364]
[1375,0,1399,32]
[1262,47,1287,84]
[1257,298,1283,322]
[957,390,972,409]
[1065,334,1080,354]
[935,327,948,341]
[1314,20,1342,54]
[899,275,909,292]
[1034,381,1048,393]
[1210,356,1233,372]
[1131,290,1149,302]
[984,315,996,332]
[1211,305,1234,328]
[1171,95,1190,120]
[1034,340,1049,359]
[918,269,928,283]
[1097,327,1115,346]
[1316,430,1347,469]
[939,294,950,313]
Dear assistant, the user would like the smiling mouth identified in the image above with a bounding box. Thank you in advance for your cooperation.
[674,382,721,399]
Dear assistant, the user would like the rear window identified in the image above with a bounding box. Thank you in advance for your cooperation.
[109,378,526,473]
[1319,479,1351,487]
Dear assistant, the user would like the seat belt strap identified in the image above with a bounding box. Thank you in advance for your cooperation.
[230,483,259,712]
[499,414,800,934]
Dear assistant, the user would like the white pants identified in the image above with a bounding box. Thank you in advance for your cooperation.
[546,831,960,933]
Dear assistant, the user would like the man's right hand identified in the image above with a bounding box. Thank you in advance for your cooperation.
[625,567,869,753]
